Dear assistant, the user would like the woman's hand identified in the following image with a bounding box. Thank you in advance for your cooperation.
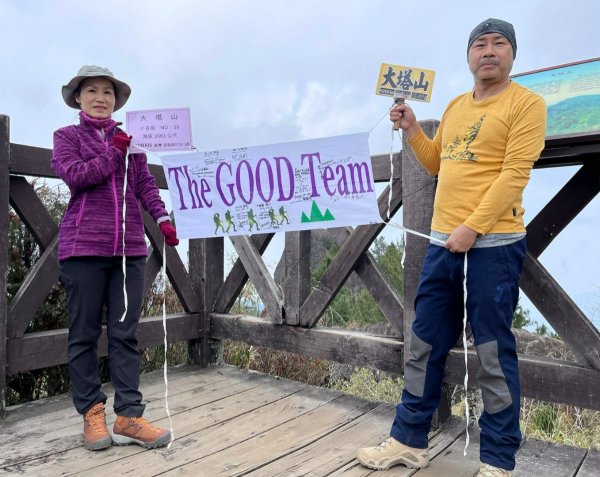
[112,132,132,154]
[159,221,179,246]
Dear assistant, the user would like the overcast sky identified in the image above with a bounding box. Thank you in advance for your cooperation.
[1,0,598,328]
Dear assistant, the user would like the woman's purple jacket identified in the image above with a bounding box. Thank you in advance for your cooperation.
[52,116,168,261]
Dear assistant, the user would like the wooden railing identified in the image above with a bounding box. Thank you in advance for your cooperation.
[2,113,600,417]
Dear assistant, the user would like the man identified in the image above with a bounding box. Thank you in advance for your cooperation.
[357,18,546,476]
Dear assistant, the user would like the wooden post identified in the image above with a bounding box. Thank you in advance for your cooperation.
[401,120,451,424]
[188,237,223,367]
[401,120,438,360]
[0,115,10,416]
[284,231,311,325]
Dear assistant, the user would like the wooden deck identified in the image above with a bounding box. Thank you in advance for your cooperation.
[1,365,598,477]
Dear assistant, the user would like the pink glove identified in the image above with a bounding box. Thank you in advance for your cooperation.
[112,131,132,154]
[159,221,179,246]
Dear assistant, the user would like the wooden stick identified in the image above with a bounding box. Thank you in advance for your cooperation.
[392,97,405,131]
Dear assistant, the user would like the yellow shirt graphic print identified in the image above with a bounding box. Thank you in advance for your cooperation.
[442,115,485,163]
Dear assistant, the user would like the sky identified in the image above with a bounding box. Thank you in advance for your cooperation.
[1,0,598,330]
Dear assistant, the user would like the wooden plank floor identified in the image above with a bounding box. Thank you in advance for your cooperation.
[1,364,596,476]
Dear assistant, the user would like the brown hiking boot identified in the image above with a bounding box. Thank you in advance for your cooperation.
[82,402,111,450]
[112,416,171,449]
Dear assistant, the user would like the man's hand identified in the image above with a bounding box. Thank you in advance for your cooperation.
[445,224,479,253]
[390,103,421,139]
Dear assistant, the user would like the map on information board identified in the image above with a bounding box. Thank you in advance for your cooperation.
[512,58,600,138]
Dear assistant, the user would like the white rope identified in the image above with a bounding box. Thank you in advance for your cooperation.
[387,128,395,220]
[162,240,175,447]
[400,229,407,269]
[386,220,445,245]
[369,102,401,220]
[369,109,391,134]
[462,254,470,455]
[119,149,129,323]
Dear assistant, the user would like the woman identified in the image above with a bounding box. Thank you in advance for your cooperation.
[52,65,179,451]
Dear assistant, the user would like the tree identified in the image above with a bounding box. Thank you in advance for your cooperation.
[313,236,404,329]
[512,302,533,329]
[371,237,404,294]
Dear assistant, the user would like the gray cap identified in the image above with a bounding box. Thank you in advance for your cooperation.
[62,65,131,111]
[468,18,517,59]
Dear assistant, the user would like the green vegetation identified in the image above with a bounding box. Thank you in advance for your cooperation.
[512,303,532,330]
[330,367,403,404]
[312,237,403,329]
[547,94,600,137]
[521,399,600,449]
[223,342,329,386]
[512,301,560,338]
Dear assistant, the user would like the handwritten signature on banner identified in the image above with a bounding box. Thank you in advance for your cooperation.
[160,133,382,239]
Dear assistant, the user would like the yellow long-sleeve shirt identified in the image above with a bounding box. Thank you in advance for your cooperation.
[408,81,547,235]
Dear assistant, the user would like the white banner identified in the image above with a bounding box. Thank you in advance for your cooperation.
[161,133,382,239]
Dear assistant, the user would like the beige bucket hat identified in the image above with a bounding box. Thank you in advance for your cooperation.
[62,65,131,111]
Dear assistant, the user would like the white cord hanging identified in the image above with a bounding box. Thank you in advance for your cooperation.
[387,128,395,220]
[162,240,175,447]
[400,229,407,269]
[462,254,470,455]
[119,149,129,323]
[386,221,444,245]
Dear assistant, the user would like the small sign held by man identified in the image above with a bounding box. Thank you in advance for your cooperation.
[375,63,436,102]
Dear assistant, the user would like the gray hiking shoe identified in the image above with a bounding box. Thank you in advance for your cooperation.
[476,463,512,476]
[356,436,429,470]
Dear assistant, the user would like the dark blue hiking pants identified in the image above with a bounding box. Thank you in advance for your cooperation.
[60,256,146,417]
[391,238,526,470]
